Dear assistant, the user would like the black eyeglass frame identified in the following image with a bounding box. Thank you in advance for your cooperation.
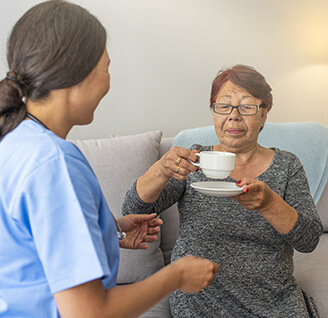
[212,103,263,116]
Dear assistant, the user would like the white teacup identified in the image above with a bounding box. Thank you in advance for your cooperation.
[192,151,236,179]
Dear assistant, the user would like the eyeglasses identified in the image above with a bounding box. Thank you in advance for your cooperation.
[212,103,262,116]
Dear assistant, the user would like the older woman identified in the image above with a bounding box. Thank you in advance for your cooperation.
[123,65,323,317]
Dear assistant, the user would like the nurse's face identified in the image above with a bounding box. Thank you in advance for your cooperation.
[69,49,111,125]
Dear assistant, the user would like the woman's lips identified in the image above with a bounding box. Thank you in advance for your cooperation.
[226,128,243,135]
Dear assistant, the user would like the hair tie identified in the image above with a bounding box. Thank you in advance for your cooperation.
[6,75,24,89]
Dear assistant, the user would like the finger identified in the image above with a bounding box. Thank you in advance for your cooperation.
[175,156,182,166]
[164,148,199,179]
[212,262,220,273]
[148,218,163,227]
[242,187,250,194]
[174,165,181,174]
[172,166,187,179]
[129,213,157,224]
[143,234,158,243]
[235,178,252,187]
[146,227,161,236]
[173,161,198,177]
[147,226,161,235]
[178,158,199,172]
[136,243,150,250]
[242,183,260,194]
[171,146,199,163]
[141,213,158,220]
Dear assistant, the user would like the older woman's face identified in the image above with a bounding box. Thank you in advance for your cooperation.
[213,80,268,153]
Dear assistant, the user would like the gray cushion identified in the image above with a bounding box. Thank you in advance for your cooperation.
[160,204,179,266]
[138,296,170,318]
[294,234,328,317]
[71,131,165,284]
[159,137,174,157]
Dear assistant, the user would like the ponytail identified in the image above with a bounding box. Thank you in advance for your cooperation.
[0,73,27,140]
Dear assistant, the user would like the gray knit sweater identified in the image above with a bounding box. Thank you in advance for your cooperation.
[123,146,323,317]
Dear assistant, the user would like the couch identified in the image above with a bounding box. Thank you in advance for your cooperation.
[72,122,328,318]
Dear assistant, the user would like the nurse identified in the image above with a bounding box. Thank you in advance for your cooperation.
[0,1,219,317]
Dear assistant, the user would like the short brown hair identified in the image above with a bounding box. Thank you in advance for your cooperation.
[210,65,273,111]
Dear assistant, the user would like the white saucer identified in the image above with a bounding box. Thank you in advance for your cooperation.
[190,181,244,197]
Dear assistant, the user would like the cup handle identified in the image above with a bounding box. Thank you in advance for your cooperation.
[190,153,200,167]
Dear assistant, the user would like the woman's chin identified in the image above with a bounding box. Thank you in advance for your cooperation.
[78,116,94,126]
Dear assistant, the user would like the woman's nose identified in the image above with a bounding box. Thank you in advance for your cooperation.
[228,107,241,120]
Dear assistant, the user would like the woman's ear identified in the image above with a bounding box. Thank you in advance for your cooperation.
[261,106,268,119]
[259,107,268,131]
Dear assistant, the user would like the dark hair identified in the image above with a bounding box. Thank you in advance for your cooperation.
[0,0,106,140]
[210,65,273,111]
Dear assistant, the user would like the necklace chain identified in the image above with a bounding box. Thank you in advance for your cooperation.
[26,112,49,130]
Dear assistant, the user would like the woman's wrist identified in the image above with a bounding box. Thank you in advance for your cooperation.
[258,192,298,234]
[136,162,171,203]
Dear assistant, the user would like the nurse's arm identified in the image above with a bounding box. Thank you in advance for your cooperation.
[54,255,219,318]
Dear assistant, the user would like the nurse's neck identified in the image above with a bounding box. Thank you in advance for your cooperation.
[26,89,73,139]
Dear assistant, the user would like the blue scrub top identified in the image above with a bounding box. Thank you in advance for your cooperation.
[0,120,120,317]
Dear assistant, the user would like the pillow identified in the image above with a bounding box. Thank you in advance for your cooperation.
[71,131,165,284]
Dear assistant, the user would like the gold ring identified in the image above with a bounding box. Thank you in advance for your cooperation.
[175,166,180,174]
[176,157,182,165]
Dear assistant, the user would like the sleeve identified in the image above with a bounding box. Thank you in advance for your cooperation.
[13,154,117,294]
[122,144,204,216]
[122,178,185,216]
[280,156,323,253]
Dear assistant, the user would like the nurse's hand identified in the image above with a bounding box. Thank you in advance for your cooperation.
[117,213,162,250]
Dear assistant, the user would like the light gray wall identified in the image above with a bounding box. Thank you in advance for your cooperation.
[1,0,328,139]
